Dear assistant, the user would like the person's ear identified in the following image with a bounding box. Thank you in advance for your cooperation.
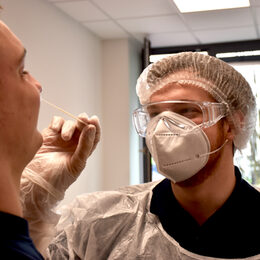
[225,110,244,141]
[223,118,234,141]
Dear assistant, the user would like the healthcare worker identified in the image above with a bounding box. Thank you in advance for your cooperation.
[22,52,260,259]
[0,19,100,258]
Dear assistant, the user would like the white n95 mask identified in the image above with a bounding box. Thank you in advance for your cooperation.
[146,111,211,183]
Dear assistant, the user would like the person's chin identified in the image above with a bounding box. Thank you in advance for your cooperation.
[175,169,211,187]
[35,131,43,150]
[30,130,43,156]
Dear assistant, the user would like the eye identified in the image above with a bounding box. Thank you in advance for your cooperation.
[178,107,202,119]
[147,105,164,118]
[20,69,29,78]
[148,110,161,118]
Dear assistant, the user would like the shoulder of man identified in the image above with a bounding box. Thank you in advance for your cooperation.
[238,178,260,219]
[76,180,160,213]
[56,180,161,226]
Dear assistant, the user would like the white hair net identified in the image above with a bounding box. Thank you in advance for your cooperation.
[136,52,257,150]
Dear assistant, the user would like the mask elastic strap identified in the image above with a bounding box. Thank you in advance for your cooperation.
[197,139,229,158]
[162,139,229,167]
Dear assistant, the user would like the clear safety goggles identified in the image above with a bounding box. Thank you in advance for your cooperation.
[132,100,228,137]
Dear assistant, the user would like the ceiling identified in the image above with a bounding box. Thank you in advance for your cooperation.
[47,0,260,48]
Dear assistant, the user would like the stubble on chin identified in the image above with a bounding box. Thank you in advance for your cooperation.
[175,165,213,187]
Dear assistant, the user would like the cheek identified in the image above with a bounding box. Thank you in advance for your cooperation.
[26,77,41,102]
[203,122,226,151]
[21,83,41,123]
[0,78,40,139]
[29,93,41,122]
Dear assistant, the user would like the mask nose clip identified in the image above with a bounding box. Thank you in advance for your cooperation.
[162,116,186,131]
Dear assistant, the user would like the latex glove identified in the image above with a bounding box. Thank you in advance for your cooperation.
[20,113,100,255]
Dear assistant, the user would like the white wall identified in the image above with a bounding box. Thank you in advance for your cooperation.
[102,39,130,190]
[0,0,143,204]
[102,39,142,190]
[0,0,103,205]
[128,38,143,185]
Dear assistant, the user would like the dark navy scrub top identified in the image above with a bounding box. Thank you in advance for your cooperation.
[0,211,44,259]
[150,166,260,258]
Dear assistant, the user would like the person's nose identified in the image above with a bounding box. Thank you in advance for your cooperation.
[35,80,42,93]
[31,75,42,93]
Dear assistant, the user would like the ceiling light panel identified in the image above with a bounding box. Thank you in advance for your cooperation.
[173,0,250,13]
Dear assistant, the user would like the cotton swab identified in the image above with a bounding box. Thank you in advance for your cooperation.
[41,98,88,125]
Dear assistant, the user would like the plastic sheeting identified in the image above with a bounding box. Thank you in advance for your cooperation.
[46,181,260,260]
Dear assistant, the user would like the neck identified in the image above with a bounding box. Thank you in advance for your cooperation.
[0,161,23,217]
[171,146,235,225]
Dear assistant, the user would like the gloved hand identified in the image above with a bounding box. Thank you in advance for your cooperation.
[20,113,101,255]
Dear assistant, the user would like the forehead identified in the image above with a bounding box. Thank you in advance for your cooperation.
[150,81,216,103]
[149,69,217,103]
[0,21,24,63]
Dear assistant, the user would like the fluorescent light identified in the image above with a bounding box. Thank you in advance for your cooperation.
[173,0,250,13]
[150,54,175,63]
[150,52,208,63]
[216,50,260,58]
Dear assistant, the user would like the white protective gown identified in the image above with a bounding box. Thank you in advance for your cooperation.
[46,181,260,260]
